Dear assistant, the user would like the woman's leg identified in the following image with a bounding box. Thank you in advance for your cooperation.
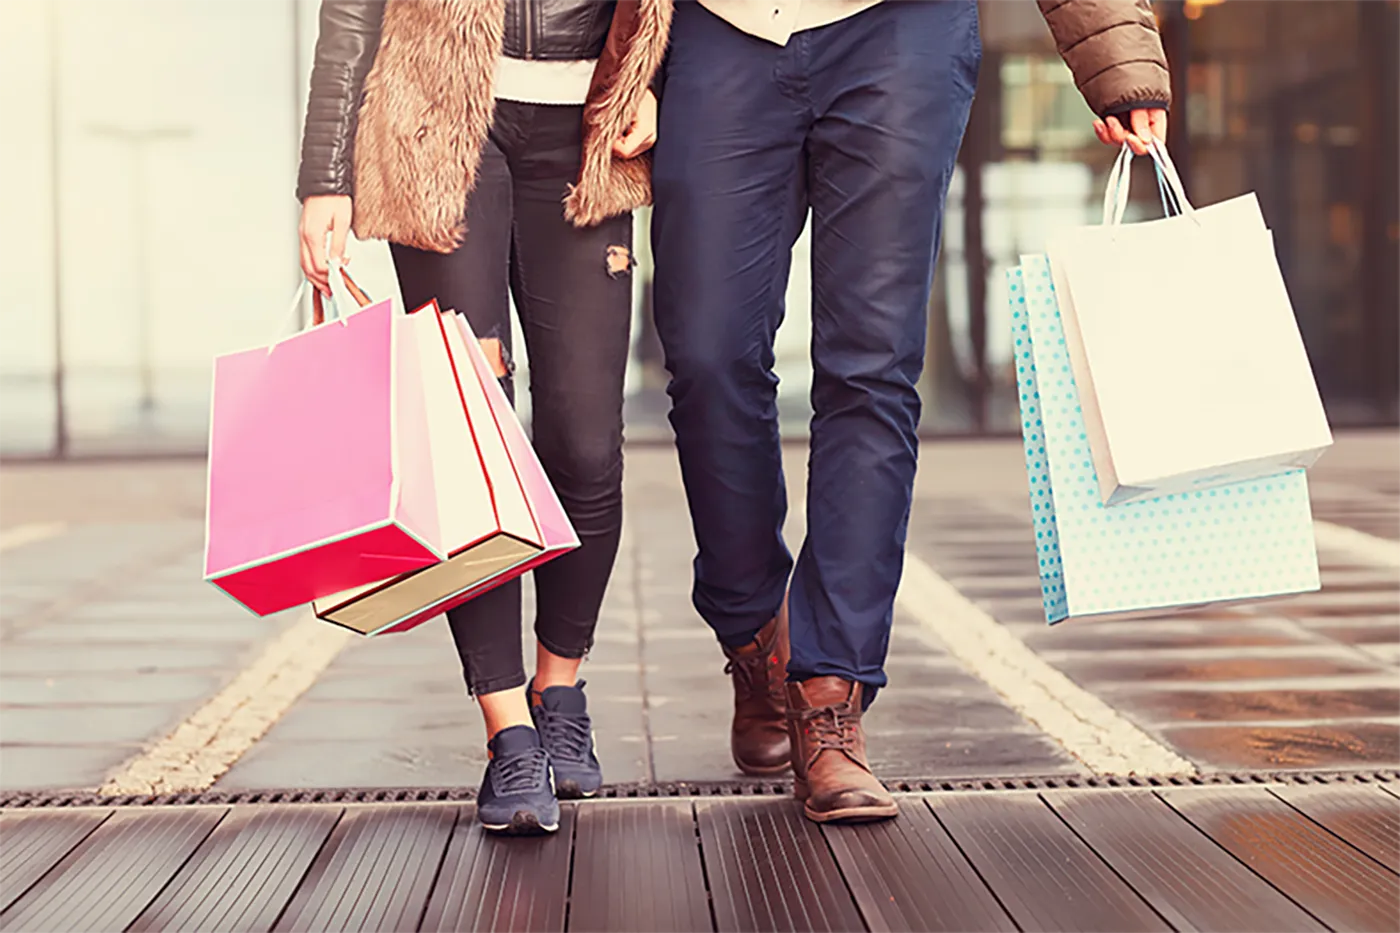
[390,123,562,835]
[389,136,534,738]
[508,106,633,681]
[505,103,634,796]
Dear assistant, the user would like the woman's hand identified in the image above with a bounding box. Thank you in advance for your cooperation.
[1093,107,1168,156]
[613,88,658,159]
[299,194,353,294]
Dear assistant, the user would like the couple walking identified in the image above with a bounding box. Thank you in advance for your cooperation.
[296,0,1171,833]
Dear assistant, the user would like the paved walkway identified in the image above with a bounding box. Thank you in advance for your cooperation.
[0,434,1396,794]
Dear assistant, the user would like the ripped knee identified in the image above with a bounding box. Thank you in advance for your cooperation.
[605,244,634,278]
[478,337,510,378]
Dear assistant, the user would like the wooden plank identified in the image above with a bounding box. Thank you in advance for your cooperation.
[1045,789,1327,932]
[272,804,457,933]
[822,798,1014,932]
[0,807,226,933]
[0,809,112,913]
[420,805,575,933]
[1270,783,1400,872]
[568,802,711,933]
[129,805,343,933]
[1162,787,1400,932]
[928,792,1168,932]
[696,799,863,933]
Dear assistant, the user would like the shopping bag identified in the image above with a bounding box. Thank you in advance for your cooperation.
[312,304,580,636]
[1010,254,1320,624]
[204,269,443,616]
[1046,141,1331,507]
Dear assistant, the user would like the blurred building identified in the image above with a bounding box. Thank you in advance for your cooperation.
[925,0,1400,432]
[1,0,1395,457]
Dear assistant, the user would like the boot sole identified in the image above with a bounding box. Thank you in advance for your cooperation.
[793,778,896,823]
[802,801,899,824]
[734,758,792,777]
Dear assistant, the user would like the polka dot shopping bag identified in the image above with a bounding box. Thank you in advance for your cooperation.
[1009,254,1320,624]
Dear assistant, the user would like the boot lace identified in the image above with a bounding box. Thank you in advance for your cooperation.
[491,747,550,796]
[724,651,783,702]
[535,709,593,765]
[794,704,859,753]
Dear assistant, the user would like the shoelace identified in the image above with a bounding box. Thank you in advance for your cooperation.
[535,709,593,764]
[724,650,783,702]
[794,704,859,753]
[491,747,551,795]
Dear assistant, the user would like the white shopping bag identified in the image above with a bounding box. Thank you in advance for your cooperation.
[1047,141,1332,507]
[311,303,580,636]
[1009,255,1320,624]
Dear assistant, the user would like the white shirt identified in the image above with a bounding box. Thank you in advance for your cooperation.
[494,57,597,106]
[698,0,885,45]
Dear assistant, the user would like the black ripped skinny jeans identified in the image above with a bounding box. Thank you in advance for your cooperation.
[391,100,632,696]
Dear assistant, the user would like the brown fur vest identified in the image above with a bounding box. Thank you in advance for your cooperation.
[351,0,672,253]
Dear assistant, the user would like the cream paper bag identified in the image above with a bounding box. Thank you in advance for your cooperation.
[1046,141,1331,507]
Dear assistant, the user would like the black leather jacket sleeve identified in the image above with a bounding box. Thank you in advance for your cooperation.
[296,0,386,202]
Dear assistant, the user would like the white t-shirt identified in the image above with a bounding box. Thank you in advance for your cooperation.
[494,57,597,106]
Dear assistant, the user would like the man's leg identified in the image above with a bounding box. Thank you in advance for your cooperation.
[785,0,981,821]
[651,1,808,775]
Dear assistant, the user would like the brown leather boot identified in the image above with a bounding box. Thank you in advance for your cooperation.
[787,677,897,823]
[721,605,791,776]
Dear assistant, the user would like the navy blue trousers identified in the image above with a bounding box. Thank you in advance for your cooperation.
[651,0,979,700]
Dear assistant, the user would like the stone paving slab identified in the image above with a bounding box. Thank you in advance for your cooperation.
[0,517,297,790]
[1,433,1396,792]
[902,456,1400,774]
[216,447,1084,790]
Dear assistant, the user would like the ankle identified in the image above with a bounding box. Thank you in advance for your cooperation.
[478,686,533,742]
[533,645,584,695]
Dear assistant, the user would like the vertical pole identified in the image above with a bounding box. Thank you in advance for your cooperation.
[1160,0,1192,191]
[48,0,69,456]
[959,24,997,433]
[134,143,154,412]
[1357,0,1399,420]
[293,0,307,330]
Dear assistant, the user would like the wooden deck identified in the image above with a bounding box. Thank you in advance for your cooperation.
[3,780,1398,932]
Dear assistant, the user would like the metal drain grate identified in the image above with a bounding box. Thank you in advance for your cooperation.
[1,769,1395,809]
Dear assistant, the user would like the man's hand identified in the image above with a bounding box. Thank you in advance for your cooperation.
[613,88,658,159]
[299,194,353,295]
[1093,107,1168,156]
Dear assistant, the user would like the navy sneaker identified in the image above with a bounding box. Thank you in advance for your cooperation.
[531,680,603,799]
[477,725,559,835]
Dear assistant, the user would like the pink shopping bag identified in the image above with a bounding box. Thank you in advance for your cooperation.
[313,302,580,636]
[204,275,444,616]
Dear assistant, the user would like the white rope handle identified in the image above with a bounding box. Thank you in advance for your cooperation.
[1101,139,1197,227]
[1148,138,1195,220]
[1100,143,1134,227]
[326,258,361,321]
[271,280,319,344]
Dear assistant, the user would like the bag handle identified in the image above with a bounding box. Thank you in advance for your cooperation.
[1101,139,1197,227]
[270,265,374,349]
[311,262,373,325]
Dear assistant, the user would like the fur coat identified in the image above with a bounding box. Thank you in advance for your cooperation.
[350,0,672,252]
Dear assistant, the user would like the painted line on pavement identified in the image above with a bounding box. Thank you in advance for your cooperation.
[0,522,67,552]
[1313,520,1400,568]
[100,613,352,795]
[897,551,1197,776]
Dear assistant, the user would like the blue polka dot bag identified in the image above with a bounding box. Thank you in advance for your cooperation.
[1009,254,1321,624]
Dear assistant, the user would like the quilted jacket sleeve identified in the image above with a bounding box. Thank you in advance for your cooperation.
[1037,0,1172,117]
[296,0,387,201]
